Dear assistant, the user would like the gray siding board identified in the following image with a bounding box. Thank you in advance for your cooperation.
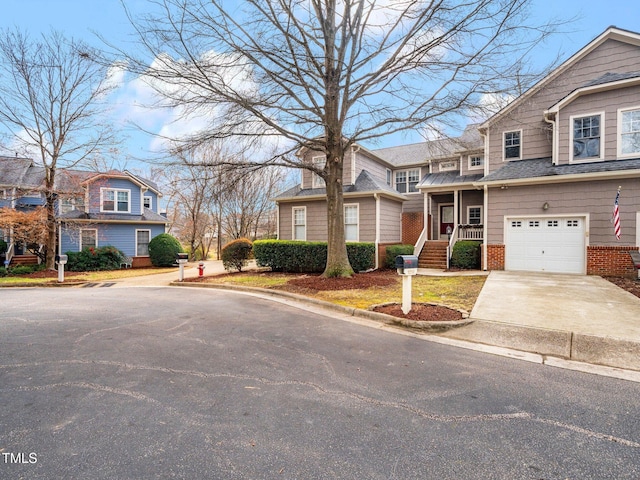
[487,178,638,245]
[379,198,402,243]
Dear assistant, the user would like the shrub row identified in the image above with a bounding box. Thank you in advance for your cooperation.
[253,240,375,273]
[66,246,127,271]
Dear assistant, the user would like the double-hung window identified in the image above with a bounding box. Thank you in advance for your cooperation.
[293,207,306,240]
[311,156,326,188]
[468,206,482,225]
[619,107,640,157]
[143,196,152,210]
[101,188,130,213]
[395,169,420,193]
[572,114,602,160]
[344,204,359,242]
[136,230,151,256]
[504,131,521,159]
[469,155,484,170]
[80,229,97,250]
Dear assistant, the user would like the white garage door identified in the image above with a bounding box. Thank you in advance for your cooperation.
[505,217,585,274]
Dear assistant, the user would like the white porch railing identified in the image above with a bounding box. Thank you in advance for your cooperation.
[413,227,428,258]
[458,224,484,240]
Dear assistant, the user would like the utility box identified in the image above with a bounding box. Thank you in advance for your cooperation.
[395,255,418,275]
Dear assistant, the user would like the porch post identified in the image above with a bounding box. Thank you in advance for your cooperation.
[453,189,459,228]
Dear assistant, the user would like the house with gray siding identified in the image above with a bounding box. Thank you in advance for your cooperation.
[0,157,168,268]
[276,26,640,277]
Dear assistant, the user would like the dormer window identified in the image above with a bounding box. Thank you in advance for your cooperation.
[572,113,602,161]
[101,188,130,213]
[311,156,326,188]
[469,155,484,170]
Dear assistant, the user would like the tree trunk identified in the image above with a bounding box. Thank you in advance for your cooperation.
[323,145,353,278]
[45,180,57,270]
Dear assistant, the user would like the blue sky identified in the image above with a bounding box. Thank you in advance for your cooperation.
[1,0,640,168]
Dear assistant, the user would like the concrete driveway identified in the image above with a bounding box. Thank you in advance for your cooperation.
[442,271,640,370]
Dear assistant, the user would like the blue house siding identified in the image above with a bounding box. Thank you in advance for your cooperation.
[61,223,166,256]
[88,178,143,215]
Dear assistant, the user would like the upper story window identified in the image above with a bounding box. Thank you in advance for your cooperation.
[619,107,640,157]
[143,196,152,210]
[60,197,84,214]
[101,188,130,213]
[395,169,420,193]
[311,156,326,188]
[386,169,392,186]
[438,161,457,172]
[572,113,602,160]
[504,131,521,160]
[469,155,484,170]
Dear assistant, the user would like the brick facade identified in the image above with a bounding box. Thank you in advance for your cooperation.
[587,246,637,278]
[484,244,505,271]
[402,212,424,245]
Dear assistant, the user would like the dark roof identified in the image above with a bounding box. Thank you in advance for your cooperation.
[480,157,640,183]
[59,208,168,223]
[0,157,35,186]
[419,171,485,187]
[371,124,483,166]
[275,169,403,200]
[583,71,640,87]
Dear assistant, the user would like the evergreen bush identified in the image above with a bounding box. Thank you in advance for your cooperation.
[383,244,415,269]
[66,246,127,271]
[450,241,481,269]
[148,233,183,267]
[221,238,253,272]
[253,240,375,273]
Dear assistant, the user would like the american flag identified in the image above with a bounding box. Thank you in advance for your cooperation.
[613,188,621,240]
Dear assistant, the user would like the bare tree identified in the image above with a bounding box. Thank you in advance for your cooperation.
[116,0,561,276]
[0,29,117,268]
[222,165,286,241]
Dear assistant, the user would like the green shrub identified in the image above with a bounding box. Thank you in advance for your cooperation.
[221,238,253,272]
[9,264,38,275]
[253,240,375,273]
[66,246,127,271]
[383,244,415,269]
[148,233,183,267]
[450,241,481,269]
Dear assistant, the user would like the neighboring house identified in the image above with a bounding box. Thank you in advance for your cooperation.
[0,156,168,267]
[276,26,640,277]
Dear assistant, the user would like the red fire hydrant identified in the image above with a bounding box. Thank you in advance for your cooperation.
[198,261,205,277]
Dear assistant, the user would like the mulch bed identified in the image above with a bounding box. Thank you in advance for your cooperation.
[605,276,640,299]
[373,303,464,322]
[286,270,397,291]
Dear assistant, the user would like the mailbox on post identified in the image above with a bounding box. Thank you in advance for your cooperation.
[395,255,418,276]
[55,254,68,283]
[176,252,189,281]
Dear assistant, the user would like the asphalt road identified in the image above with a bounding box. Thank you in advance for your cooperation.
[1,286,639,479]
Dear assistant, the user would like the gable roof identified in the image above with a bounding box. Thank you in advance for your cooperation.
[274,169,405,201]
[480,26,640,129]
[0,157,35,187]
[372,124,483,166]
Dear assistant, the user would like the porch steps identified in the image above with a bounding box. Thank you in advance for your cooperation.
[418,241,448,270]
[10,254,39,266]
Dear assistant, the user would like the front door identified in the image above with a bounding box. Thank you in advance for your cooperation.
[440,205,454,239]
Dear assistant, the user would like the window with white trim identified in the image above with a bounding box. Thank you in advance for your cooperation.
[469,155,484,170]
[467,206,482,225]
[311,156,326,188]
[344,204,359,242]
[143,196,152,210]
[619,107,640,156]
[136,230,151,256]
[438,161,457,172]
[386,169,392,186]
[504,131,521,159]
[395,169,420,193]
[293,207,306,240]
[101,188,130,213]
[572,113,602,160]
[80,229,97,250]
